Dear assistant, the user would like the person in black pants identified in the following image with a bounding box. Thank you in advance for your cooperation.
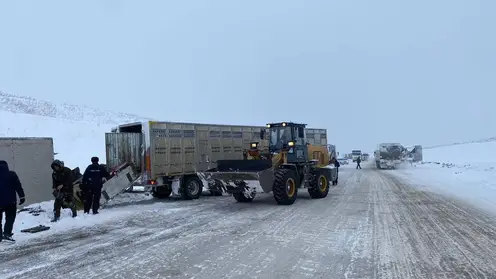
[0,160,26,242]
[334,158,341,184]
[356,156,362,169]
[82,157,109,214]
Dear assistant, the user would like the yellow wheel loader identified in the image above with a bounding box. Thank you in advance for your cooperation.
[198,122,338,205]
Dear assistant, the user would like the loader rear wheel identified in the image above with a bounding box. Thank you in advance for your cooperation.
[233,191,255,202]
[182,176,203,200]
[273,168,298,205]
[308,168,330,199]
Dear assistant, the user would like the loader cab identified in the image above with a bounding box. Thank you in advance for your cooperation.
[263,122,307,164]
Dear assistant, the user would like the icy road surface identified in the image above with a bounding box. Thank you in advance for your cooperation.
[2,166,496,279]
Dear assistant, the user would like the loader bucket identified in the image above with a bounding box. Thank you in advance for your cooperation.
[198,159,275,193]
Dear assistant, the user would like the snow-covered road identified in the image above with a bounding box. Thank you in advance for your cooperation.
[2,166,496,279]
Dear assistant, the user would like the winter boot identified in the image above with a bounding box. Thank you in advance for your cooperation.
[51,216,60,222]
[3,234,15,243]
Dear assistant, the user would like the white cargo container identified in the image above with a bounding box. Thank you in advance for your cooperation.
[105,121,327,200]
[0,138,54,207]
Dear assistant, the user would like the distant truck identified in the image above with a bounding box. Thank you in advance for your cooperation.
[374,143,404,169]
[361,153,369,161]
[351,150,362,162]
[0,137,55,207]
[105,121,328,200]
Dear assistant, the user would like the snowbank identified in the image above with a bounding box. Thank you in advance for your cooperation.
[0,193,169,249]
[422,141,496,169]
[390,141,496,214]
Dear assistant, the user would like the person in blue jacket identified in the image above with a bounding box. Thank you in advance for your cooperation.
[82,157,109,214]
[0,160,25,242]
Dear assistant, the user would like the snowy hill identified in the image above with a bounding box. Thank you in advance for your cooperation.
[0,91,151,168]
[0,91,151,125]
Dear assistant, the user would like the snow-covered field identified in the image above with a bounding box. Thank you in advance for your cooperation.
[392,140,496,214]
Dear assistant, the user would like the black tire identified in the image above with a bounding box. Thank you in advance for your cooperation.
[233,191,255,202]
[308,168,330,199]
[376,162,381,169]
[273,168,298,205]
[151,186,172,199]
[182,176,203,200]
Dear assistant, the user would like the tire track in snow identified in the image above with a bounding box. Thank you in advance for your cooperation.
[2,167,496,278]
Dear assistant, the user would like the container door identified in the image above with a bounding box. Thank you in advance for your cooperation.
[105,133,143,171]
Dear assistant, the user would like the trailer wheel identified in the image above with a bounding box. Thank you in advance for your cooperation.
[151,186,172,199]
[182,176,203,200]
[308,168,330,199]
[233,191,255,202]
[273,168,298,205]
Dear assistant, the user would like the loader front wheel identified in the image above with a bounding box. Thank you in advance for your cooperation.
[308,168,330,199]
[273,168,298,205]
[182,176,203,200]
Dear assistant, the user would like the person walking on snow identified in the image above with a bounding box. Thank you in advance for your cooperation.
[356,156,362,169]
[0,160,26,242]
[82,157,109,215]
[51,159,77,222]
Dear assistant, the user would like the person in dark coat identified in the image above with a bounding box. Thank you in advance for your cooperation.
[51,159,77,222]
[333,158,340,184]
[356,156,362,169]
[82,157,109,215]
[0,160,25,242]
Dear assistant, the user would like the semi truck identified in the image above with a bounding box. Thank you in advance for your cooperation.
[374,143,423,169]
[361,153,369,161]
[0,137,55,207]
[374,143,405,169]
[351,150,362,162]
[105,121,328,200]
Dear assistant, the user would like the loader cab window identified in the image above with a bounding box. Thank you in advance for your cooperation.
[269,126,293,147]
[296,126,305,145]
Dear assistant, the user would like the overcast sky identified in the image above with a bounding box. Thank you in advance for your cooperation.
[0,0,494,153]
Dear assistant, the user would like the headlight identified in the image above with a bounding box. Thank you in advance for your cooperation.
[266,124,271,128]
[288,141,295,147]
[251,142,258,148]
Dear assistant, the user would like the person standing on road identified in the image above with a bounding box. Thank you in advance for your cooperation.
[82,157,109,215]
[356,156,362,169]
[333,158,341,184]
[51,159,77,222]
[0,160,26,242]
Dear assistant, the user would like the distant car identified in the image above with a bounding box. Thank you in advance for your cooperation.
[337,158,349,165]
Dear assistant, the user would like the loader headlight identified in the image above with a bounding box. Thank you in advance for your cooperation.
[251,142,258,148]
[288,141,295,147]
[266,124,271,128]
[282,122,287,127]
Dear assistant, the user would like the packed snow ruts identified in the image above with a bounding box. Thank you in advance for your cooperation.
[1,166,496,279]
